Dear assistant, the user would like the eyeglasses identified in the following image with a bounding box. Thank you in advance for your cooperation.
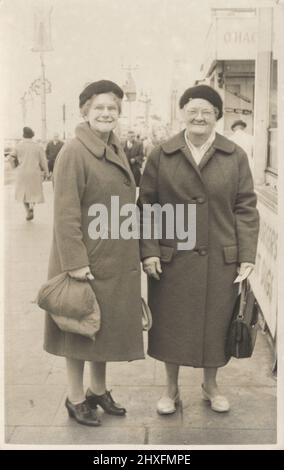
[92,105,119,114]
[185,109,215,118]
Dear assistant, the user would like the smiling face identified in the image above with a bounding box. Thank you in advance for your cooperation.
[182,98,218,140]
[86,93,120,135]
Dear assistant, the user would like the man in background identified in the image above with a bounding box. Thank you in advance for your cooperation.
[45,133,64,176]
[230,120,254,171]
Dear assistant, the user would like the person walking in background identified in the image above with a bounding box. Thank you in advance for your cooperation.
[44,80,144,427]
[139,85,259,415]
[45,133,64,176]
[124,130,144,186]
[9,127,48,221]
[230,120,254,171]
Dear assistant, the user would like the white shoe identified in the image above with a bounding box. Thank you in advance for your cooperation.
[157,391,180,415]
[202,384,230,413]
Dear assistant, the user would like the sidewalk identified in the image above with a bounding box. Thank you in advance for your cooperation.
[4,181,276,446]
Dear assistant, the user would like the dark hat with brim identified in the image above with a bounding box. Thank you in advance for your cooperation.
[179,84,223,119]
[23,127,34,138]
[79,80,124,108]
[231,120,247,130]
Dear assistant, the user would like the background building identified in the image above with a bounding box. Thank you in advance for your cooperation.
[198,1,284,363]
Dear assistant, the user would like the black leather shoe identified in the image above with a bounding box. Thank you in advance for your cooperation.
[65,398,101,426]
[86,389,126,416]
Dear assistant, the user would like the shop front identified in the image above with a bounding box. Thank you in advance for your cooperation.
[199,3,283,352]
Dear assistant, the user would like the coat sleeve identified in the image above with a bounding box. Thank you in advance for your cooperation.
[53,145,90,271]
[234,148,259,264]
[137,146,161,260]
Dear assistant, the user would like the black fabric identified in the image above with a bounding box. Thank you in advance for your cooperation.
[179,85,223,119]
[79,80,124,107]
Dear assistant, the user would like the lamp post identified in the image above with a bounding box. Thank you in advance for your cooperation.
[139,91,151,131]
[32,2,53,141]
[20,89,34,126]
[122,65,138,130]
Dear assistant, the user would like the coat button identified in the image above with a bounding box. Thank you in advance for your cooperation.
[199,248,208,256]
[196,197,206,204]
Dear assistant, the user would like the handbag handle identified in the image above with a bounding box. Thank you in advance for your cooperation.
[237,279,249,320]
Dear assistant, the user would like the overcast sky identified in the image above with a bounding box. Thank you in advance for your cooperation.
[1,0,274,139]
[0,0,216,139]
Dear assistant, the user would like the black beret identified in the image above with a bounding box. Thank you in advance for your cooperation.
[79,80,124,108]
[179,85,223,119]
[231,120,247,130]
[23,127,34,138]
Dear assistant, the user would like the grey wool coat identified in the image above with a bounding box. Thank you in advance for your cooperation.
[138,131,259,368]
[44,122,144,362]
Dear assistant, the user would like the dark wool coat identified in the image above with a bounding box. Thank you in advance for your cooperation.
[44,122,144,362]
[138,131,259,367]
[124,140,144,186]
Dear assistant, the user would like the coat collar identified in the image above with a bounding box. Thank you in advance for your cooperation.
[161,131,235,156]
[75,122,134,182]
[161,130,236,182]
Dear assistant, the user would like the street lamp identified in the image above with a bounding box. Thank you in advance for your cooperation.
[122,66,138,130]
[139,91,151,131]
[31,3,53,142]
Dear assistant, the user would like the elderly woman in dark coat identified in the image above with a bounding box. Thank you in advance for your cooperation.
[44,80,144,426]
[138,85,259,415]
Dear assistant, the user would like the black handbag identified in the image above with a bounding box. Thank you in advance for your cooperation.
[226,280,258,359]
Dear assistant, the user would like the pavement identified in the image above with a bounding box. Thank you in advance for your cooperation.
[3,171,277,447]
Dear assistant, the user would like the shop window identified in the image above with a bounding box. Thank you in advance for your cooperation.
[267,59,278,175]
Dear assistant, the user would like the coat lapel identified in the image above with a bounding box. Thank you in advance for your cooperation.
[199,133,235,170]
[162,131,202,180]
[75,122,134,182]
[162,131,236,179]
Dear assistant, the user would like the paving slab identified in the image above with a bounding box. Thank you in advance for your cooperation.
[148,427,277,445]
[4,426,16,443]
[5,385,66,426]
[180,385,276,430]
[8,425,146,445]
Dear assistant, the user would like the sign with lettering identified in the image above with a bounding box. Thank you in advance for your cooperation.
[250,201,277,337]
[216,17,257,60]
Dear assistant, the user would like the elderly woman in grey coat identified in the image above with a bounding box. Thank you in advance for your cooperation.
[9,127,48,221]
[138,85,259,415]
[44,80,144,426]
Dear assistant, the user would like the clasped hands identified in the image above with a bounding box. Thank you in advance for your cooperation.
[143,257,254,283]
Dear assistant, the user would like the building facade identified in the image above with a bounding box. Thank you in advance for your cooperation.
[198,2,283,354]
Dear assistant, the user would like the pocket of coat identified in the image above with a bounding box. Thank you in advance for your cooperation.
[223,245,238,264]
[160,245,174,263]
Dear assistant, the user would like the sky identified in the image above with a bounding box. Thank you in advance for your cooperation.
[0,0,216,139]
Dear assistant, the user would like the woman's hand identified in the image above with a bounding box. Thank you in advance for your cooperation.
[68,266,94,281]
[143,257,162,280]
[234,262,255,283]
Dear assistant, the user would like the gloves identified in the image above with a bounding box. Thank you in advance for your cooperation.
[142,257,162,280]
[68,266,94,281]
[234,262,255,283]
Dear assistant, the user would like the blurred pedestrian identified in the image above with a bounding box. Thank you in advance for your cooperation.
[45,133,64,176]
[44,80,144,427]
[9,127,48,221]
[230,120,254,171]
[124,130,144,186]
[139,85,259,415]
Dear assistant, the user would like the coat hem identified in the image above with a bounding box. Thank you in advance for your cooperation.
[44,345,145,362]
[148,351,230,368]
